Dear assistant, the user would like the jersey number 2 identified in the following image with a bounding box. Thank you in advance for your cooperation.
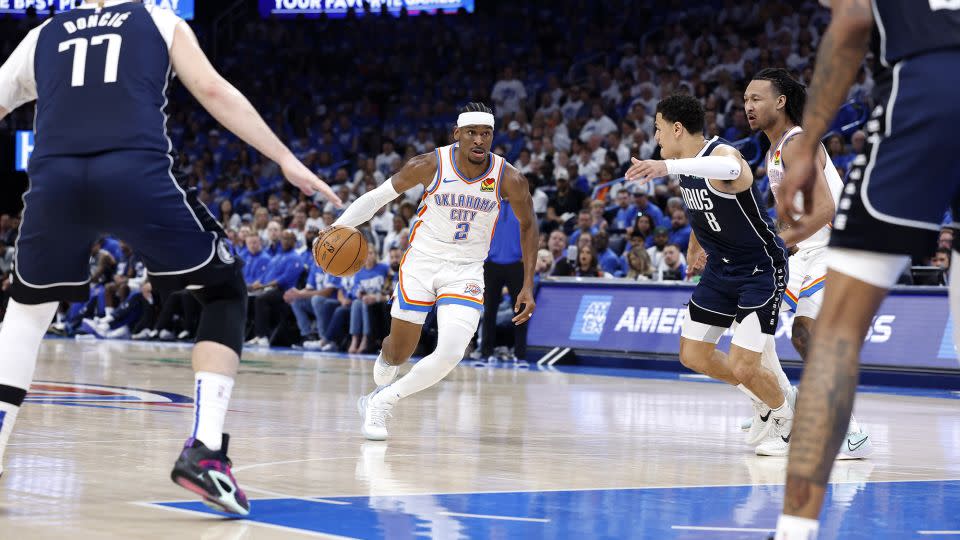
[58,34,123,87]
[454,222,470,241]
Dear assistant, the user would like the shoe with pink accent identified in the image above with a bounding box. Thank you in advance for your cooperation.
[170,433,250,515]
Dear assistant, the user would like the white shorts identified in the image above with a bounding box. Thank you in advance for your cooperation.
[391,247,485,325]
[783,246,828,319]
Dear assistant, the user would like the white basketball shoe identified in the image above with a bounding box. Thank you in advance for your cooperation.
[358,388,395,441]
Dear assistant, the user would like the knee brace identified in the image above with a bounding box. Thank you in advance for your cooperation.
[190,272,248,356]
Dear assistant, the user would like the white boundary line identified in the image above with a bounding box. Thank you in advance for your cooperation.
[141,477,960,505]
[243,485,351,506]
[437,511,549,523]
[918,532,960,536]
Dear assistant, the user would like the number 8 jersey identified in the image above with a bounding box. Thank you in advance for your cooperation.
[676,136,787,267]
[408,144,506,264]
[0,0,181,161]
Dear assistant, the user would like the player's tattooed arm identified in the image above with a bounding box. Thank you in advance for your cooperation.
[800,0,873,149]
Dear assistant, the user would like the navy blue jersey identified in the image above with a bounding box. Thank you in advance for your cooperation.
[27,2,180,159]
[873,0,960,66]
[677,137,787,267]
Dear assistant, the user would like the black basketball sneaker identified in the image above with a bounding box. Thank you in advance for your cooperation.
[170,433,250,516]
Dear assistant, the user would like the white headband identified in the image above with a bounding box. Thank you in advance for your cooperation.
[457,112,495,128]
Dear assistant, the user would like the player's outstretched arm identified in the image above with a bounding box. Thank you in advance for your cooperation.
[625,153,743,185]
[332,152,438,229]
[169,23,339,204]
[501,165,537,325]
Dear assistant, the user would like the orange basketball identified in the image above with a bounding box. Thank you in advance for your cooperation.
[313,226,368,277]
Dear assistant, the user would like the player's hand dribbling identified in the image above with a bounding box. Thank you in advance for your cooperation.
[777,134,818,224]
[280,155,343,207]
[625,158,669,184]
[512,288,536,325]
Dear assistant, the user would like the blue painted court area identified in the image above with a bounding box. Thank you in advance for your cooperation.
[153,479,960,539]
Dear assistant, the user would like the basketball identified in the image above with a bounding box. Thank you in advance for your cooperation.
[313,226,368,277]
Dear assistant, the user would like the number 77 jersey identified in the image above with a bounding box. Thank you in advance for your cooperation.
[0,1,182,160]
[676,136,787,267]
[408,143,506,264]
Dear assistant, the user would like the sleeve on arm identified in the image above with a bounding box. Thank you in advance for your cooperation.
[146,5,183,51]
[0,22,47,112]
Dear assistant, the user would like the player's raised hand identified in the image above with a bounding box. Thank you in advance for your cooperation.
[512,287,536,326]
[777,135,818,224]
[625,157,668,184]
[280,155,343,207]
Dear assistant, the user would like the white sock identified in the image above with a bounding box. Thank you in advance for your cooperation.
[737,383,763,404]
[105,307,115,317]
[771,400,794,422]
[0,300,58,470]
[191,371,234,451]
[762,335,792,395]
[0,404,21,468]
[774,514,819,539]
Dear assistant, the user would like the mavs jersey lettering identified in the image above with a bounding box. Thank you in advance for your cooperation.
[29,1,180,159]
[872,0,960,67]
[408,144,505,264]
[678,137,787,266]
[766,126,843,252]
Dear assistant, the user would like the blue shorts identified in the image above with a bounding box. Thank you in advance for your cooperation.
[10,150,238,305]
[688,258,787,335]
[831,50,960,256]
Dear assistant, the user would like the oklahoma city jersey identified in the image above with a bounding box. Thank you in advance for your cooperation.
[766,126,844,251]
[408,144,506,264]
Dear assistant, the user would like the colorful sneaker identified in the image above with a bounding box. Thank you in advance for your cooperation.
[170,434,250,516]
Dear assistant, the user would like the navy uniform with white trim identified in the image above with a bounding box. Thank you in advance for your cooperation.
[832,0,960,256]
[0,1,238,305]
[682,137,789,336]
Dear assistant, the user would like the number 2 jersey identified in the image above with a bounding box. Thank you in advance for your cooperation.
[0,0,181,160]
[408,143,507,265]
[677,136,787,268]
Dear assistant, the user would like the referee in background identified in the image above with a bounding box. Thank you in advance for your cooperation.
[481,199,528,362]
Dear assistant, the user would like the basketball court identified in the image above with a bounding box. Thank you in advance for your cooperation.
[0,339,958,539]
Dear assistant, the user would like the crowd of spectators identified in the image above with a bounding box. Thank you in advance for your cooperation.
[0,0,953,349]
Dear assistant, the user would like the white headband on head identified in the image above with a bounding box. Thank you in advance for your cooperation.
[457,112,495,129]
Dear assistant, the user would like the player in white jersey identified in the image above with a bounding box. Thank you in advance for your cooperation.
[743,68,871,458]
[326,102,538,440]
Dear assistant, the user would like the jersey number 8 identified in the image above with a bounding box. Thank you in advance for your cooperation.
[704,211,722,232]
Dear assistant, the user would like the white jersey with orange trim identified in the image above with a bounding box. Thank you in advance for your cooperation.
[765,125,844,252]
[408,144,506,264]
